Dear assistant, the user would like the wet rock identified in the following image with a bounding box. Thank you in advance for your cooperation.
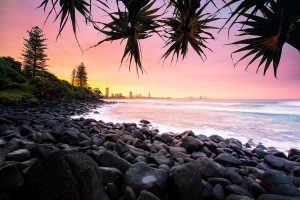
[25,151,107,200]
[140,120,151,125]
[202,180,213,199]
[263,155,285,170]
[6,149,31,162]
[215,153,242,166]
[33,131,56,144]
[167,162,203,200]
[257,194,300,200]
[261,170,300,196]
[289,148,300,158]
[61,127,81,145]
[208,177,232,187]
[91,149,131,173]
[106,183,120,200]
[212,184,224,200]
[225,194,254,200]
[209,135,225,143]
[137,190,160,200]
[225,168,243,185]
[226,185,254,198]
[197,157,225,178]
[132,130,145,140]
[181,136,203,153]
[123,186,137,200]
[124,162,168,197]
[0,162,24,192]
[99,167,123,184]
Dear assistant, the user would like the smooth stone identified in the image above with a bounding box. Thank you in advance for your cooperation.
[61,127,81,145]
[0,162,24,192]
[167,162,203,200]
[137,190,160,200]
[181,136,203,153]
[197,157,225,178]
[123,186,137,200]
[209,135,225,143]
[225,194,254,200]
[6,149,31,162]
[106,183,119,200]
[91,149,131,173]
[263,155,285,169]
[124,162,168,197]
[261,170,300,196]
[225,168,243,185]
[24,151,108,200]
[132,130,145,140]
[289,149,300,158]
[99,167,123,184]
[215,153,242,166]
[226,185,254,198]
[208,177,232,187]
[140,120,151,124]
[211,184,224,200]
[33,131,56,144]
[258,194,300,200]
[202,180,213,199]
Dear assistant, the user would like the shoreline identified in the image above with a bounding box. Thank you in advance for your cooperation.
[0,100,300,199]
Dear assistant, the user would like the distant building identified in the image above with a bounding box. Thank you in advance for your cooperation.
[129,91,133,98]
[148,92,151,98]
[105,87,109,97]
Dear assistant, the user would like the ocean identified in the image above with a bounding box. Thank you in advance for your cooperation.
[79,99,300,152]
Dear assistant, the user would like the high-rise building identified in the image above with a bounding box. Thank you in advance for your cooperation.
[105,87,109,97]
[129,91,133,98]
[148,92,151,98]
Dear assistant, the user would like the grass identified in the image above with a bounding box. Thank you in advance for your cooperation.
[0,82,37,101]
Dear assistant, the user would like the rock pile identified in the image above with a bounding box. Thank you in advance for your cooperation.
[0,103,300,200]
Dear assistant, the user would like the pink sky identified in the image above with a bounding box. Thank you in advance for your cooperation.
[0,0,299,99]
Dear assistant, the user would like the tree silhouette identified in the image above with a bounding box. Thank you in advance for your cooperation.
[38,0,300,77]
[71,68,76,86]
[22,26,48,78]
[75,63,88,87]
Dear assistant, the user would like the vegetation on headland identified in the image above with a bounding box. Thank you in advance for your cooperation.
[0,27,102,102]
[38,0,300,76]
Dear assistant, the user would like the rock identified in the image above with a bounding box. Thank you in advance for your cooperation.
[289,148,300,158]
[91,149,131,173]
[61,128,81,145]
[209,135,225,143]
[263,155,285,170]
[180,130,196,138]
[225,194,254,200]
[191,151,207,159]
[226,185,254,198]
[123,186,137,200]
[153,133,173,144]
[252,148,267,158]
[0,162,24,192]
[225,168,243,185]
[25,151,108,200]
[6,149,31,162]
[261,170,300,196]
[124,162,168,197]
[140,120,151,125]
[106,183,119,200]
[202,180,213,199]
[211,184,224,200]
[33,131,56,144]
[292,167,300,177]
[137,190,161,200]
[167,162,203,200]
[285,160,300,172]
[258,194,300,200]
[208,177,232,187]
[215,153,242,166]
[132,130,145,140]
[99,167,123,184]
[197,157,225,178]
[181,136,203,153]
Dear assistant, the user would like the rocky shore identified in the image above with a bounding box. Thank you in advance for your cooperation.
[0,100,300,200]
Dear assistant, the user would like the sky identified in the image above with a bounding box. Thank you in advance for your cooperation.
[0,0,299,99]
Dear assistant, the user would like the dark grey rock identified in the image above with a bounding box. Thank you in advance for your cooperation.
[226,185,254,198]
[137,190,160,200]
[212,184,224,200]
[202,180,213,199]
[167,162,203,200]
[91,149,131,173]
[99,167,123,184]
[258,194,300,200]
[25,151,108,200]
[209,135,225,143]
[124,162,168,197]
[6,149,31,162]
[61,127,81,145]
[289,149,300,158]
[106,183,119,200]
[225,194,254,200]
[0,162,24,192]
[132,130,145,140]
[181,136,203,153]
[261,170,300,196]
[263,155,285,170]
[208,177,232,187]
[225,168,243,185]
[197,157,225,178]
[215,153,242,166]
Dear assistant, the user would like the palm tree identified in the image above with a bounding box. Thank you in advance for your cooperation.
[38,0,300,77]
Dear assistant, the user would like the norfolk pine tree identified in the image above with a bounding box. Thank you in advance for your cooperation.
[22,26,48,78]
[75,63,88,87]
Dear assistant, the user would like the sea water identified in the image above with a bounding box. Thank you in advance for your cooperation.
[80,99,300,152]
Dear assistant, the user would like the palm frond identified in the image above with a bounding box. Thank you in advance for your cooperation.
[162,1,218,62]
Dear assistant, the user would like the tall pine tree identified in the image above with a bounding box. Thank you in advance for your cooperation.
[71,68,76,86]
[22,26,48,78]
[75,62,88,87]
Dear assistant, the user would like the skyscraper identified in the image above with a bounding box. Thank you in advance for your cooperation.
[129,91,133,98]
[148,92,151,98]
[105,87,109,97]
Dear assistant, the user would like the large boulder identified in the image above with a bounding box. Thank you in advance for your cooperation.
[261,170,300,196]
[215,153,242,166]
[6,149,31,162]
[167,162,203,200]
[124,162,168,197]
[181,136,203,153]
[0,162,24,192]
[24,151,108,200]
[197,157,225,178]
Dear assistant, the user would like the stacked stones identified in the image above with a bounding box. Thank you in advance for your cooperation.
[0,106,300,200]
